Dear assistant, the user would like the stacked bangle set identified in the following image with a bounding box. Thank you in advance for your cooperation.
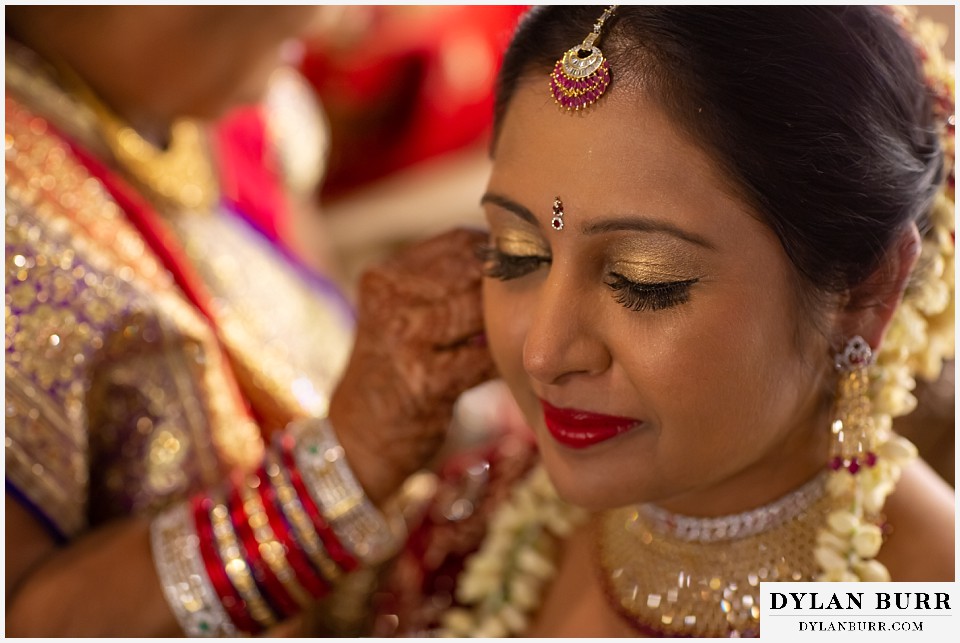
[151,418,404,636]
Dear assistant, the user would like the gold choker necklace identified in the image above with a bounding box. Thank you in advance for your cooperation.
[597,471,831,638]
[56,63,218,211]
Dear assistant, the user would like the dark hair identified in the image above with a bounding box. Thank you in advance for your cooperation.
[494,6,944,295]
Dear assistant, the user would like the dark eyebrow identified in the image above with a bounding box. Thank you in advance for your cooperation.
[481,191,715,250]
[583,218,716,250]
[480,192,538,226]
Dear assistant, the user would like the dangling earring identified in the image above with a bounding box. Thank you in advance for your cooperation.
[829,335,877,474]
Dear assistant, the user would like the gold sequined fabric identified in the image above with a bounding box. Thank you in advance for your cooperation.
[168,212,352,433]
[5,43,353,538]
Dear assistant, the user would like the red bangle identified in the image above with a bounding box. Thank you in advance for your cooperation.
[254,465,331,599]
[192,495,261,635]
[227,482,300,619]
[278,434,360,572]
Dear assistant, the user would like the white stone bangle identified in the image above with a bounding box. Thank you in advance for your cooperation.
[150,503,239,637]
[289,417,407,566]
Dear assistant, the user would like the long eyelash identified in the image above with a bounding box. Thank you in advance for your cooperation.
[476,244,550,281]
[605,274,698,312]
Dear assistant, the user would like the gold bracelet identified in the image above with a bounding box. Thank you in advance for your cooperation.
[237,475,314,608]
[150,503,239,637]
[264,449,343,583]
[207,501,278,629]
[290,418,407,566]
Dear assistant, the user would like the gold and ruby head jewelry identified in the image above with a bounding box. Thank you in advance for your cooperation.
[549,5,618,111]
[551,196,565,231]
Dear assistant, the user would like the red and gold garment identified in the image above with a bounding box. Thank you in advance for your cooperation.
[5,42,354,541]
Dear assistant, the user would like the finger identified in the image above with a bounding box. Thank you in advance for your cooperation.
[422,343,499,402]
[435,330,487,352]
[380,339,496,407]
[357,278,486,349]
[354,229,489,337]
[409,286,487,347]
[381,228,489,280]
[361,229,488,304]
[359,263,484,316]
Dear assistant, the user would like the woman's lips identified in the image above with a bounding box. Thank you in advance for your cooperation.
[539,399,642,449]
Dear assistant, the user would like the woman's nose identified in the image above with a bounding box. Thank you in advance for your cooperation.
[521,267,611,386]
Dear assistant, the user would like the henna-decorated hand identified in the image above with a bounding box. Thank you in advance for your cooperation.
[327,228,497,504]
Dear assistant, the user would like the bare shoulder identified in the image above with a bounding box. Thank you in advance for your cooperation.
[877,458,955,581]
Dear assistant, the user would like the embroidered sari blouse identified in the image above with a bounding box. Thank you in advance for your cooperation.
[5,46,354,540]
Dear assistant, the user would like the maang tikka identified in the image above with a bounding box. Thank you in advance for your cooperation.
[550,5,618,111]
[829,335,878,475]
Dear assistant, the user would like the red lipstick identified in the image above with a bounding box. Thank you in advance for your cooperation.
[539,400,642,449]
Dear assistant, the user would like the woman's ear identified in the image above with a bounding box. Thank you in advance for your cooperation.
[835,223,921,350]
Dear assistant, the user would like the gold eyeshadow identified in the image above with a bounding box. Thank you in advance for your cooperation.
[495,230,549,257]
[607,239,703,283]
[608,258,696,283]
[487,215,707,283]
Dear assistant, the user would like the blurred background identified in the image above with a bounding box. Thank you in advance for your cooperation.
[286,5,527,287]
[225,5,955,484]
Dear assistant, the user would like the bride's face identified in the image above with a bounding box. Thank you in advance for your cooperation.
[482,80,836,512]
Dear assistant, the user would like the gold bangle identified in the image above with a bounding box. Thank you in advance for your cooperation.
[264,450,343,583]
[237,476,314,608]
[150,503,238,637]
[208,501,278,629]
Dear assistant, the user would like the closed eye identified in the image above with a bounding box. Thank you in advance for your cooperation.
[478,245,551,281]
[605,273,698,312]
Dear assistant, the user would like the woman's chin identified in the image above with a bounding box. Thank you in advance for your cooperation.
[534,432,664,512]
[539,456,649,512]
